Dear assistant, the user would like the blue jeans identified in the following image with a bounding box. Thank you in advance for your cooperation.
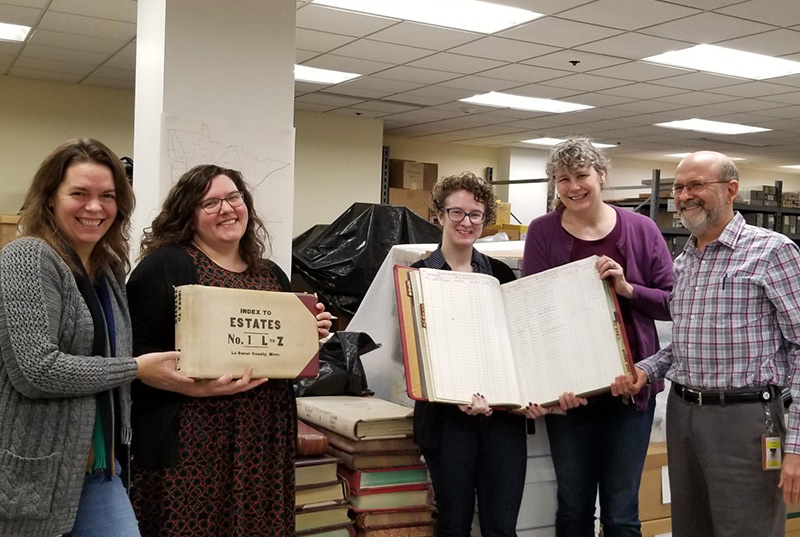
[65,461,140,537]
[545,394,655,537]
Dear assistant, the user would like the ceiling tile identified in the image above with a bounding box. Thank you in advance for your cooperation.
[0,0,49,7]
[27,28,127,54]
[38,11,135,40]
[504,83,583,100]
[333,39,433,64]
[0,52,13,71]
[295,92,367,107]
[372,65,461,84]
[588,61,690,82]
[601,82,688,99]
[759,91,800,105]
[21,42,110,64]
[499,16,623,48]
[439,75,524,93]
[0,40,22,55]
[327,107,384,118]
[9,65,82,82]
[477,63,571,84]
[718,0,800,27]
[294,101,336,113]
[295,80,331,93]
[539,73,633,92]
[0,3,41,25]
[337,75,423,94]
[296,49,317,63]
[14,54,94,74]
[349,100,420,114]
[387,85,475,106]
[574,32,691,60]
[295,28,356,53]
[296,4,398,37]
[654,91,739,106]
[368,21,481,50]
[640,12,773,43]
[49,0,137,23]
[707,81,798,99]
[303,54,395,75]
[653,72,750,91]
[449,36,558,63]
[407,52,506,74]
[566,92,637,107]
[557,0,699,31]
[718,29,800,57]
[91,64,133,81]
[524,50,628,72]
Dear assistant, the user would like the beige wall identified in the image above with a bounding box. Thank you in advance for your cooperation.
[0,76,135,214]
[293,110,384,236]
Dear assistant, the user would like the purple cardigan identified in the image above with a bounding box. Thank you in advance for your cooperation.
[522,206,673,409]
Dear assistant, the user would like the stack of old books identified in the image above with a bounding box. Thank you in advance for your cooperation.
[297,396,436,537]
[296,420,353,537]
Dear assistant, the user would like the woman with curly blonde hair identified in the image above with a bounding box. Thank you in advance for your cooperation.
[412,172,527,537]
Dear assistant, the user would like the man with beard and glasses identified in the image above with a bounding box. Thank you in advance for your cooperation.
[612,151,800,537]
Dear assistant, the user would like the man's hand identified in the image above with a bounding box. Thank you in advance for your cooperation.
[611,366,648,397]
[780,453,800,504]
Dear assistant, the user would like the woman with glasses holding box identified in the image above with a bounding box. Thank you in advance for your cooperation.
[125,164,331,537]
[522,138,673,537]
[412,172,527,537]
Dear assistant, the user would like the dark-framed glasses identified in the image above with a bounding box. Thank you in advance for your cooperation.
[670,180,730,197]
[444,207,487,224]
[198,190,245,213]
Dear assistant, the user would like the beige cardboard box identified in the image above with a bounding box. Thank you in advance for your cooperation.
[389,160,425,190]
[389,188,431,219]
[495,201,511,225]
[641,516,671,537]
[422,163,439,190]
[639,442,671,522]
[174,285,319,378]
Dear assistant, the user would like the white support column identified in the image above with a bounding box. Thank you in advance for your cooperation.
[132,0,296,272]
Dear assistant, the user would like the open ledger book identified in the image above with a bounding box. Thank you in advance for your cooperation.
[393,255,633,408]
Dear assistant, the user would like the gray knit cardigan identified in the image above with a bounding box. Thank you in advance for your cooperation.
[0,238,138,537]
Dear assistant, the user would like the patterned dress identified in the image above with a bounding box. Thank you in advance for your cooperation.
[129,247,296,537]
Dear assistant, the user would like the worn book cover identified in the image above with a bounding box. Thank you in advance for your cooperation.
[298,420,330,457]
[174,284,319,378]
[295,503,351,533]
[296,396,413,440]
[394,255,634,407]
[354,507,436,530]
[349,483,431,512]
[327,444,421,471]
[338,465,428,492]
[295,455,339,488]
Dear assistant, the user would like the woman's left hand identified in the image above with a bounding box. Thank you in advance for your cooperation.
[315,302,333,339]
[458,393,493,417]
[596,256,633,299]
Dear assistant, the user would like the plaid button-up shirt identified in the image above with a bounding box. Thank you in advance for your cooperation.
[639,212,800,451]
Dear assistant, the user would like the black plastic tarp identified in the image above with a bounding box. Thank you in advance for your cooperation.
[292,203,441,315]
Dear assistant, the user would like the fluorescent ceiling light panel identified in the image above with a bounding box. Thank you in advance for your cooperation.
[666,152,744,161]
[311,0,542,34]
[643,44,800,80]
[781,165,800,170]
[522,137,616,149]
[461,92,593,114]
[655,118,770,135]
[0,21,31,42]
[294,64,360,84]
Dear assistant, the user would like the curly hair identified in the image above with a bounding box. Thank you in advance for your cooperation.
[546,137,610,210]
[430,171,497,226]
[139,164,270,268]
[18,138,134,279]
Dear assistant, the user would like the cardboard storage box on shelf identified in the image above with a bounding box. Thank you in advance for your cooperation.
[495,201,511,225]
[481,224,527,241]
[389,159,438,190]
[389,188,431,219]
[783,191,800,208]
[739,189,765,205]
[0,214,20,248]
[639,442,670,522]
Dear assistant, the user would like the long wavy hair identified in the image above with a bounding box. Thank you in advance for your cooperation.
[19,138,134,279]
[139,164,269,268]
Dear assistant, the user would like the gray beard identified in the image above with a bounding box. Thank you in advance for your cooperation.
[679,203,719,238]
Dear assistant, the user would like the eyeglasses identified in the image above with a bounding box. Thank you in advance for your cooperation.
[197,191,245,213]
[443,207,487,225]
[670,180,730,197]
